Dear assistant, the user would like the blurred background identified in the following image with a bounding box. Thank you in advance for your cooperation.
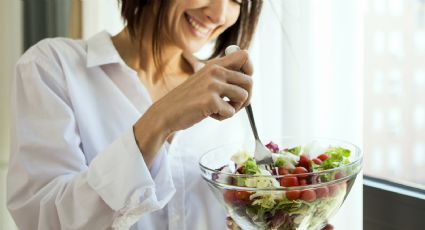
[1,0,424,229]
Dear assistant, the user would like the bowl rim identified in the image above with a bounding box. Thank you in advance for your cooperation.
[199,137,362,189]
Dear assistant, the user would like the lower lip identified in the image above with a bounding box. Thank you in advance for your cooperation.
[184,14,208,39]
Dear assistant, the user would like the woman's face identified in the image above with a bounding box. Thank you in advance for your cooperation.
[164,0,242,53]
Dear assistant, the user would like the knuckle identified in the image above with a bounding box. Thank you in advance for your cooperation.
[210,64,223,76]
[207,79,220,92]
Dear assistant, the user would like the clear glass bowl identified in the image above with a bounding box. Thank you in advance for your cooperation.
[199,137,362,230]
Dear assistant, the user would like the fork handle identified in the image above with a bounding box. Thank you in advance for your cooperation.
[245,104,260,141]
[224,46,261,142]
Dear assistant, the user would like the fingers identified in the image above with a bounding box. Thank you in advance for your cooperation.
[211,50,254,75]
[322,224,334,230]
[209,66,252,110]
[226,216,241,230]
[222,68,253,108]
[202,52,254,121]
[210,99,235,121]
[219,83,248,112]
[223,68,253,93]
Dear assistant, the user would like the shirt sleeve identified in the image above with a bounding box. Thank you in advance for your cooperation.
[6,41,176,230]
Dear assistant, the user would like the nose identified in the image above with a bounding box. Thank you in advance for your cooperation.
[204,0,227,25]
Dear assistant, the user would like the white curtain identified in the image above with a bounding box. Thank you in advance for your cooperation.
[81,0,124,39]
[81,1,364,229]
[0,1,23,229]
[250,1,364,229]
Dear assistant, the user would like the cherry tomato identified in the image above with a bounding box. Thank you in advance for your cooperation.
[298,178,308,186]
[312,158,322,165]
[278,167,290,175]
[237,166,245,174]
[235,191,251,201]
[298,154,311,168]
[334,171,345,180]
[286,190,301,200]
[293,167,309,178]
[280,176,299,187]
[328,184,339,197]
[301,189,317,202]
[224,190,236,204]
[315,187,329,198]
[318,153,329,162]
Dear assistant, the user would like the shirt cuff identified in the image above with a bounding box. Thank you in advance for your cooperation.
[86,128,176,229]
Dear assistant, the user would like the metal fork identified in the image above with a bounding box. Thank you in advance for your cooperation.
[225,45,274,166]
[245,105,274,165]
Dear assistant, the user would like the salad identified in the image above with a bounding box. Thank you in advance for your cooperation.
[214,141,353,230]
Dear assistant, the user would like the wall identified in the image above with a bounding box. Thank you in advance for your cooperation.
[0,0,22,229]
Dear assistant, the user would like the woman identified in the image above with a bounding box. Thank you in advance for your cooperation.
[7,0,262,229]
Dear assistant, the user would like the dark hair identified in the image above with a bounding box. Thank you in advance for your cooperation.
[119,0,263,68]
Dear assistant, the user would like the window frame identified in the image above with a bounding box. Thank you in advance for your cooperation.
[363,175,425,230]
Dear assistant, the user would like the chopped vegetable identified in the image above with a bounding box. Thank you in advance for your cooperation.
[218,142,352,230]
[286,146,302,156]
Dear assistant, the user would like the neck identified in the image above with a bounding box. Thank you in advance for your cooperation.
[112,15,191,83]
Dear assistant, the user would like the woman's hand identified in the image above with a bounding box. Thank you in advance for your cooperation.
[156,50,253,129]
[134,50,253,166]
[226,216,241,230]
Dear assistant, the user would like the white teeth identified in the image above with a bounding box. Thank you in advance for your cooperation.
[187,15,209,35]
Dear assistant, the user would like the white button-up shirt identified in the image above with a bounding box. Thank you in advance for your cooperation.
[7,31,251,230]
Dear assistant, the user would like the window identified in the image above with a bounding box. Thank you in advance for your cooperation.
[364,1,425,229]
[364,0,425,188]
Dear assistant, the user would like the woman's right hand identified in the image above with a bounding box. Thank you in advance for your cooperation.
[134,50,253,166]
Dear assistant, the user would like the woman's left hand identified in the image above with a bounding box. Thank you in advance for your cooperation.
[226,216,241,230]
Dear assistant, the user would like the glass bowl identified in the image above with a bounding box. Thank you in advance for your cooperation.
[199,137,362,230]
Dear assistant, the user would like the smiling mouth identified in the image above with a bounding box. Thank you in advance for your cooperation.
[185,13,211,37]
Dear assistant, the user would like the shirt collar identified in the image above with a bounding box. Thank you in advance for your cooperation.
[86,31,122,68]
[85,31,205,72]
